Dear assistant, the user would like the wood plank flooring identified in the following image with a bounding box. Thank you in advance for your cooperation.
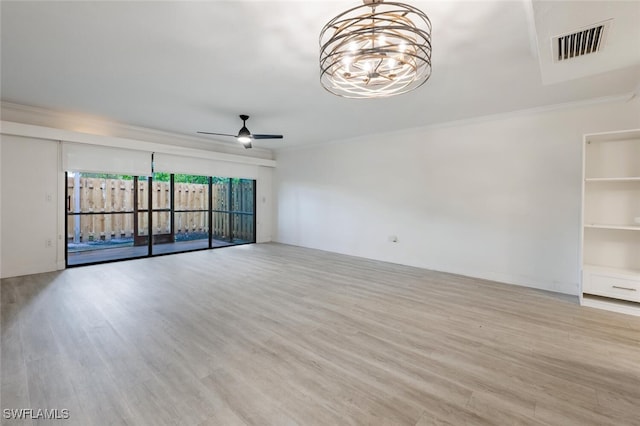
[2,243,639,425]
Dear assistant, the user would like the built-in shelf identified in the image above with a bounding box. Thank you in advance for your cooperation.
[585,177,640,182]
[581,129,640,315]
[584,224,640,231]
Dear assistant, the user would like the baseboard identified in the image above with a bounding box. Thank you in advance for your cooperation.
[271,241,579,297]
[1,262,59,279]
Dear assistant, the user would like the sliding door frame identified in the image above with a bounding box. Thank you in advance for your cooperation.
[65,173,257,268]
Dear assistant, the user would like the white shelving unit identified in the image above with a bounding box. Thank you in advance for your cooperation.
[581,129,640,316]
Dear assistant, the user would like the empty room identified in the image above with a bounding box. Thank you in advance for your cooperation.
[1,1,639,425]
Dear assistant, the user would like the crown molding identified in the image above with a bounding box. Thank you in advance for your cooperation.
[0,121,276,168]
[0,102,274,160]
[413,92,637,133]
[276,91,637,153]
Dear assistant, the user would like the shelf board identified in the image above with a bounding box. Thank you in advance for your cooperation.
[584,177,640,182]
[584,224,640,231]
[583,264,640,277]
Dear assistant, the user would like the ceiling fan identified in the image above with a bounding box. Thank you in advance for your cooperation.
[197,114,283,149]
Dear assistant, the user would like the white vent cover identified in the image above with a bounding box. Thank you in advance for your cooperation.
[552,19,613,62]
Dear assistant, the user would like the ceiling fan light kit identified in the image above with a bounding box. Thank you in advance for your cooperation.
[319,0,432,99]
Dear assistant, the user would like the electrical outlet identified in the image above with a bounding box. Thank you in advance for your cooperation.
[45,238,53,248]
[388,235,398,243]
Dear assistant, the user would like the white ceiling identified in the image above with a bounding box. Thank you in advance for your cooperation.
[2,1,639,151]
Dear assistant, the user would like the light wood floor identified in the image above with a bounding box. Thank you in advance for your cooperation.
[2,243,639,426]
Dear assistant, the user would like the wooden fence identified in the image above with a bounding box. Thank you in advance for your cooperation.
[67,177,254,243]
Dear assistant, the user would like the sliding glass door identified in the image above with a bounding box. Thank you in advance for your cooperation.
[156,174,211,255]
[212,178,231,246]
[231,179,256,244]
[66,173,147,265]
[66,172,255,266]
[212,178,256,247]
[151,172,173,253]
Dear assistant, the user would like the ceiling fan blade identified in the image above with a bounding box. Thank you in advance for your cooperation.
[252,134,283,140]
[197,131,237,137]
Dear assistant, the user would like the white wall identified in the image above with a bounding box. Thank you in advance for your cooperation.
[256,166,274,243]
[275,98,640,295]
[1,135,61,277]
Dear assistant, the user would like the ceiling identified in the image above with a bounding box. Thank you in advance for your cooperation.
[2,1,639,151]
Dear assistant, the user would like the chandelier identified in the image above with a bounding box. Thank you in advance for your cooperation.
[319,0,432,99]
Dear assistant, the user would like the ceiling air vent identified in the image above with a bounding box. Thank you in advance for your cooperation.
[552,20,612,62]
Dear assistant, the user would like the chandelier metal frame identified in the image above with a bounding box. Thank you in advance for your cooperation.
[319,0,432,98]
